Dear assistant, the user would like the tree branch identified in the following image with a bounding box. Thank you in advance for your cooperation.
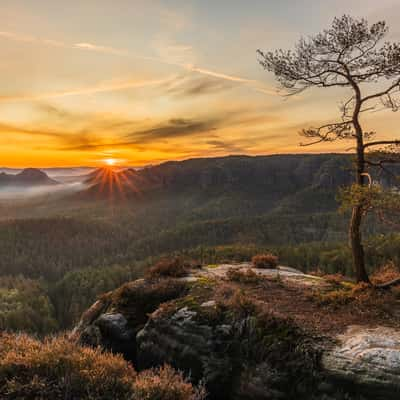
[362,79,400,103]
[364,140,400,149]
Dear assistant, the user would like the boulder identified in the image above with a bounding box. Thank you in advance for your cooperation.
[322,325,400,399]
[72,277,189,363]
[137,306,236,399]
[136,300,321,400]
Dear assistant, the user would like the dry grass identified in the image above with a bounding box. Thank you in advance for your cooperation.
[252,254,278,269]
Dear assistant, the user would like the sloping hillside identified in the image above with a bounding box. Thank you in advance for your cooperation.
[0,168,59,187]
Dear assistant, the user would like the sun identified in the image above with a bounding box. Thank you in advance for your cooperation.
[104,158,116,166]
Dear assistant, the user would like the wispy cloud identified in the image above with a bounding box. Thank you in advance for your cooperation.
[163,73,235,97]
[0,121,67,139]
[0,30,276,101]
[73,42,130,56]
[126,117,219,144]
[0,31,66,47]
[184,65,253,83]
[0,77,174,103]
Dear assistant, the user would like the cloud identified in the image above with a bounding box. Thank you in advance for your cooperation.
[163,73,235,97]
[0,31,66,47]
[0,31,38,44]
[205,139,247,153]
[0,77,174,103]
[126,117,219,144]
[0,122,66,139]
[0,30,275,101]
[1,99,282,161]
[50,113,223,151]
[152,36,194,64]
[73,42,130,56]
[184,65,254,83]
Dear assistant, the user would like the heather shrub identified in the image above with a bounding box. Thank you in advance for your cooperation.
[0,334,205,400]
[226,268,261,284]
[0,333,136,399]
[133,365,206,400]
[252,254,278,269]
[146,258,192,279]
[371,262,400,285]
[218,290,259,319]
[321,273,346,286]
[311,288,353,307]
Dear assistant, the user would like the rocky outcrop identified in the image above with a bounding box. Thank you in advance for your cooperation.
[73,264,400,400]
[137,306,235,398]
[136,302,321,400]
[72,278,189,362]
[322,325,400,399]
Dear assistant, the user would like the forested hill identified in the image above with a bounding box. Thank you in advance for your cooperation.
[0,168,59,187]
[0,153,399,332]
[82,154,354,205]
[79,153,399,215]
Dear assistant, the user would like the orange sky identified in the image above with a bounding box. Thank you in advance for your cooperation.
[1,0,400,167]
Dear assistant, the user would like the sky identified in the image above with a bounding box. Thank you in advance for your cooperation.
[1,0,400,167]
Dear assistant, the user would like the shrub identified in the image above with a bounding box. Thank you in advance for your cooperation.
[0,334,205,400]
[226,268,261,284]
[133,365,206,400]
[218,290,259,319]
[0,333,136,399]
[321,273,346,286]
[311,288,353,307]
[252,254,278,269]
[371,262,400,285]
[146,258,192,279]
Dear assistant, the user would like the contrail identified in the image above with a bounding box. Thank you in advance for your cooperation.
[0,30,277,100]
[0,77,174,103]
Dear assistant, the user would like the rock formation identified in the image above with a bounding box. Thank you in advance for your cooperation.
[72,263,400,399]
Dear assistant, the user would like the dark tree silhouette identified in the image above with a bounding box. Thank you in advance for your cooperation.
[258,15,400,283]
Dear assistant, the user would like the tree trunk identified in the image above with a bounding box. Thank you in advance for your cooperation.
[349,86,370,284]
[349,205,370,283]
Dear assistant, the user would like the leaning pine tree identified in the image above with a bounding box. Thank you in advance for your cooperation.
[258,15,400,283]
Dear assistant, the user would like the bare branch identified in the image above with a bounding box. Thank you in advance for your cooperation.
[364,140,400,149]
[362,79,400,103]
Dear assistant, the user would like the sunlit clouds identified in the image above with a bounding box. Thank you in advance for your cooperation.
[0,0,400,167]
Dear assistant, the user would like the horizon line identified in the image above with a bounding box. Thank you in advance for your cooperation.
[0,152,351,169]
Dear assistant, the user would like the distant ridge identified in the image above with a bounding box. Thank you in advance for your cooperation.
[75,154,400,205]
[0,168,59,187]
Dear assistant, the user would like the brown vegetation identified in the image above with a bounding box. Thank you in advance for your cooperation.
[133,365,206,400]
[0,333,205,400]
[371,262,400,286]
[252,254,278,269]
[320,273,346,286]
[226,268,262,284]
[219,289,259,319]
[218,268,400,336]
[0,333,135,399]
[146,258,193,279]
